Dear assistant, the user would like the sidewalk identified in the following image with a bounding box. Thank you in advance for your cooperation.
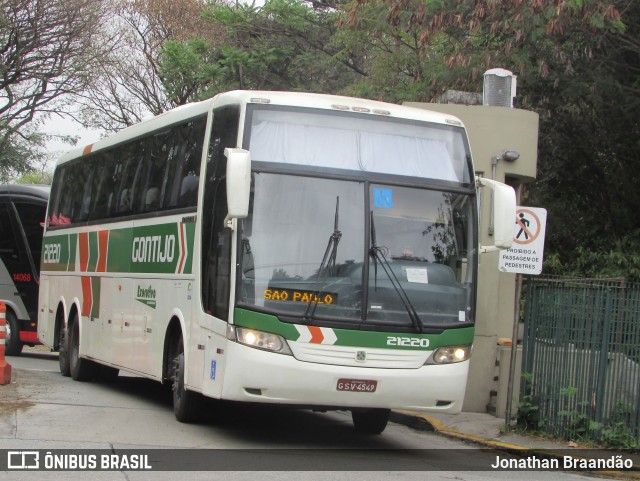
[391,410,640,478]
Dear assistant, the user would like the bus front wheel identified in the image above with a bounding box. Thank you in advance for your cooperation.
[351,408,390,435]
[172,336,201,423]
[5,310,23,356]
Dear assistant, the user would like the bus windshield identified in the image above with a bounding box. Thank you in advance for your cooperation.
[237,174,476,330]
[248,107,472,183]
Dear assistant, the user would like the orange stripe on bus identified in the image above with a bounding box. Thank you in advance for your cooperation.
[177,223,187,274]
[97,230,109,272]
[308,326,324,344]
[78,232,90,272]
[81,276,92,317]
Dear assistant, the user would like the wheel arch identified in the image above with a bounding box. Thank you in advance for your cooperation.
[0,298,27,321]
[65,300,82,342]
[162,315,184,382]
[3,302,17,321]
[53,299,68,351]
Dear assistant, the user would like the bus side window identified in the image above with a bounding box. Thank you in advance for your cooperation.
[0,202,22,262]
[164,118,206,210]
[90,151,119,221]
[137,135,167,213]
[78,161,98,222]
[115,143,143,216]
[58,161,89,224]
[163,126,187,209]
[13,202,47,274]
[202,106,240,320]
[48,167,65,226]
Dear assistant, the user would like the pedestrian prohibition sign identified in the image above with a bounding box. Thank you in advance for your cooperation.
[498,206,547,275]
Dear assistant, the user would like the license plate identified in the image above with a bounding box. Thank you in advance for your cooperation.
[337,378,377,393]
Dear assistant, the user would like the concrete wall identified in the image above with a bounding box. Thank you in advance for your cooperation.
[404,102,539,413]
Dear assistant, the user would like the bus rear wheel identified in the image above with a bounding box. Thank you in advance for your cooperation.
[172,336,201,423]
[58,323,71,376]
[68,314,98,381]
[5,310,23,356]
[351,408,390,434]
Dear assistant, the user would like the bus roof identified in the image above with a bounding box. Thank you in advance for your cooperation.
[0,184,50,201]
[55,91,465,166]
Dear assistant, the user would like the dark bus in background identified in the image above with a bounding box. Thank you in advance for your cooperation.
[0,184,49,355]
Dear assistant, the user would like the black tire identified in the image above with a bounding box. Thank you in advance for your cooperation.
[172,335,201,423]
[351,408,391,434]
[68,314,97,381]
[58,322,71,377]
[5,309,23,356]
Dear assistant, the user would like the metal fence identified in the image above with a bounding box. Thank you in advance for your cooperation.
[521,277,640,444]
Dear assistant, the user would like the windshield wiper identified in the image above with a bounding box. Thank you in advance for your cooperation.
[303,196,341,323]
[370,211,424,333]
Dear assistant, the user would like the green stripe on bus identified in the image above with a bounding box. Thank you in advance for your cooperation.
[183,222,195,275]
[41,234,76,272]
[106,228,131,272]
[41,221,195,275]
[88,231,98,272]
[68,233,77,271]
[91,277,101,318]
[233,308,474,349]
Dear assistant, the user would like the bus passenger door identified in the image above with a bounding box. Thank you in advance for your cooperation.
[12,201,47,326]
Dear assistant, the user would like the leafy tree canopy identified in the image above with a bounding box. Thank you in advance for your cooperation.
[4,0,636,281]
[160,0,363,100]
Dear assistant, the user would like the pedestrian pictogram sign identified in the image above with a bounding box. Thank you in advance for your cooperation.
[499,207,547,275]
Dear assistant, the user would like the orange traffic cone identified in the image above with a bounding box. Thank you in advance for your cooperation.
[0,301,12,385]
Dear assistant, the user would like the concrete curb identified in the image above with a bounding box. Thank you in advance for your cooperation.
[391,410,640,480]
[393,410,532,450]
[391,410,532,452]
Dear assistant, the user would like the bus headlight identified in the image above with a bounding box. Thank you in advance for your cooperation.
[232,326,292,355]
[426,346,471,364]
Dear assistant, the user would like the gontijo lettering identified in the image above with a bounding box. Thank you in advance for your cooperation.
[132,235,175,263]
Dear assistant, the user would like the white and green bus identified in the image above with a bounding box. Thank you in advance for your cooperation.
[38,90,515,433]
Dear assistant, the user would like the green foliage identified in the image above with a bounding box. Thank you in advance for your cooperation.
[516,372,545,431]
[160,0,360,99]
[543,243,640,282]
[600,422,640,450]
[517,381,640,449]
[599,403,640,450]
[557,386,592,441]
[161,38,223,104]
[124,0,640,285]
[15,170,53,185]
[516,394,543,432]
[0,131,50,184]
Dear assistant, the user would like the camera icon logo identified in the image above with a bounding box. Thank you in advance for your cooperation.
[7,451,40,470]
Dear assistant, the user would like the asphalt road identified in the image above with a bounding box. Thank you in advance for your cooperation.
[0,348,602,481]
